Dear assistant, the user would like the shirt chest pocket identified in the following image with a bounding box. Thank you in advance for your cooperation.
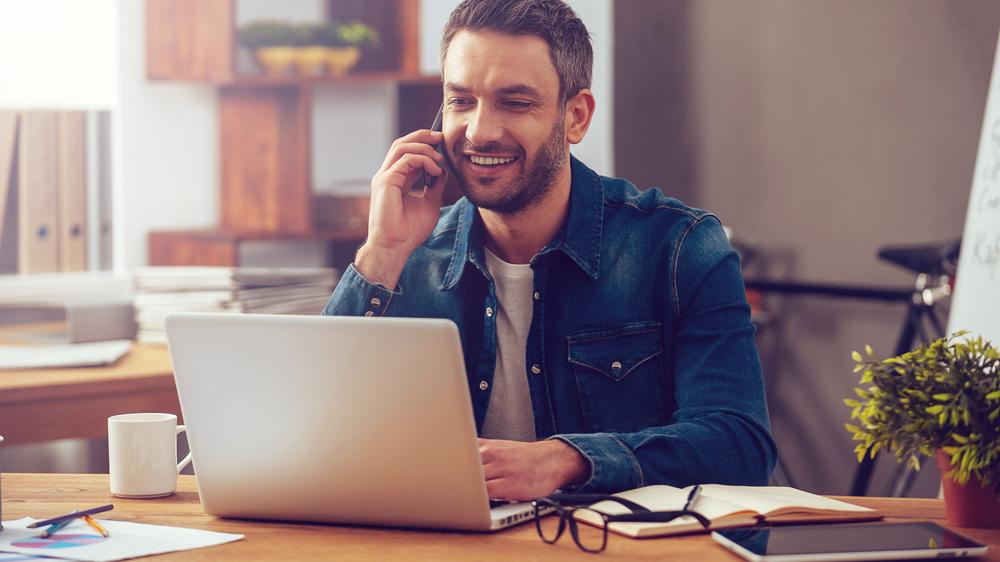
[567,322,669,433]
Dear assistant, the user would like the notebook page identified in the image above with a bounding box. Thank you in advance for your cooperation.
[700,485,876,516]
[589,485,753,520]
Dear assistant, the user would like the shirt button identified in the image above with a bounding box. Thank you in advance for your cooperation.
[533,291,541,301]
[364,311,374,317]
[531,364,542,375]
[479,380,489,391]
[485,307,494,318]
[611,360,623,372]
[370,297,381,308]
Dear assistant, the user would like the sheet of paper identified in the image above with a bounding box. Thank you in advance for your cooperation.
[0,552,60,561]
[0,518,243,562]
[0,341,131,370]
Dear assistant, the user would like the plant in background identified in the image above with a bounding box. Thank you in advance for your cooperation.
[313,21,380,48]
[238,21,296,49]
[844,331,1000,486]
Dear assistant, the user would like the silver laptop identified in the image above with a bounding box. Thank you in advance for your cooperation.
[164,312,537,532]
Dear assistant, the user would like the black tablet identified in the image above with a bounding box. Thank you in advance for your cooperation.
[712,521,988,561]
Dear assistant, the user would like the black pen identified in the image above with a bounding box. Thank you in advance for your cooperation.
[683,484,702,512]
[27,504,114,529]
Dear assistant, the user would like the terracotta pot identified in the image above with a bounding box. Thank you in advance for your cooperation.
[293,46,327,76]
[935,450,1000,528]
[325,46,361,77]
[254,47,297,75]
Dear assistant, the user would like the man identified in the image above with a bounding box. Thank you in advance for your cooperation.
[323,0,776,501]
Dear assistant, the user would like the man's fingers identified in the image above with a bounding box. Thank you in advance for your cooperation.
[479,442,497,463]
[391,129,444,146]
[485,478,510,500]
[381,154,443,189]
[384,130,444,166]
[482,461,504,481]
[380,142,445,172]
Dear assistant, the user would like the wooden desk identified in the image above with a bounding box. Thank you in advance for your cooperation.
[0,345,179,445]
[2,474,999,561]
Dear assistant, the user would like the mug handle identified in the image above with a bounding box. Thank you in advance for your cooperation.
[176,425,193,474]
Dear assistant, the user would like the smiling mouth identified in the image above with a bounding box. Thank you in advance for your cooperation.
[466,154,518,167]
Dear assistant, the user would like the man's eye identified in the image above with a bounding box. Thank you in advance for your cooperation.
[448,98,472,108]
[504,100,534,110]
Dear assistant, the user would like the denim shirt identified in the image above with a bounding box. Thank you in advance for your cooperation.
[322,156,777,493]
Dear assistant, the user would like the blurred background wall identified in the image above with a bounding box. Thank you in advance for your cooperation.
[615,0,1000,495]
[3,0,1000,497]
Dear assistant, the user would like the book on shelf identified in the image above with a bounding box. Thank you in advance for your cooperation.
[575,484,882,539]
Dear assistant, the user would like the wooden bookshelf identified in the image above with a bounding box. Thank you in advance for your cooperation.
[145,0,422,83]
[148,228,370,267]
[144,0,444,267]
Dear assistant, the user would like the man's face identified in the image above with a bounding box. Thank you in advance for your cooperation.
[441,30,567,215]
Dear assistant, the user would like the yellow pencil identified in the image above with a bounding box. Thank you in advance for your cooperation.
[82,514,110,537]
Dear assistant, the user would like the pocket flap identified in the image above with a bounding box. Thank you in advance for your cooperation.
[567,322,664,381]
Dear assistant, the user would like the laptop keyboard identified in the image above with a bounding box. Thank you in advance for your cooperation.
[489,499,513,509]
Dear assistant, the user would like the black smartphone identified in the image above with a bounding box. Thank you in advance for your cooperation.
[421,103,445,189]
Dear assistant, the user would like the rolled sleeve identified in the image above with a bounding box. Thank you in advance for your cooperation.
[321,264,402,317]
[550,433,644,492]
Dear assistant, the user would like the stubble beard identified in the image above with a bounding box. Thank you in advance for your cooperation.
[447,119,567,217]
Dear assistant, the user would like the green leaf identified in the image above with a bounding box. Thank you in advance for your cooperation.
[932,393,952,401]
[865,344,875,357]
[925,405,945,415]
[852,351,863,362]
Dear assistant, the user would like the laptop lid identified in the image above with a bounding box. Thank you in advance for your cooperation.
[165,313,495,531]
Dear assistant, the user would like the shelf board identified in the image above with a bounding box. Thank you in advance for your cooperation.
[219,72,442,88]
[151,228,368,242]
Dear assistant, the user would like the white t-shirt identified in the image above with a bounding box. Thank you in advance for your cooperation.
[480,248,537,442]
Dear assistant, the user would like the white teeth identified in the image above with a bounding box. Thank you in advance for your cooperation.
[470,155,515,166]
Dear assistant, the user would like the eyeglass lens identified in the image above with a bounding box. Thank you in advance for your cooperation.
[535,504,564,543]
[567,508,609,553]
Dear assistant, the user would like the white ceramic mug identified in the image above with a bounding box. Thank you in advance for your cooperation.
[108,413,192,498]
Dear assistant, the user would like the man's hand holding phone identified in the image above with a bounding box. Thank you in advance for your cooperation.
[355,129,449,289]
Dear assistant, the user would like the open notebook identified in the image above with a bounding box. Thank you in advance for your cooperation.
[576,485,882,538]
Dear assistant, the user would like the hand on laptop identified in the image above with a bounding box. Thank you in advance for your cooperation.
[478,438,590,501]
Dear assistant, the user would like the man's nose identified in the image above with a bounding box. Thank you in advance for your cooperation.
[464,106,504,148]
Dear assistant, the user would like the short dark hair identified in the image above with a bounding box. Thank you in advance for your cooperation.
[440,0,593,102]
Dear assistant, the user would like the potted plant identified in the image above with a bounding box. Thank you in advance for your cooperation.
[845,332,1000,527]
[313,21,380,76]
[238,21,303,75]
[291,24,328,76]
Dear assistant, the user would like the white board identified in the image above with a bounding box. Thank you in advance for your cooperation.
[948,30,1000,343]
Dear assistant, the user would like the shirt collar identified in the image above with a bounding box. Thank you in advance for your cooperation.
[439,155,604,290]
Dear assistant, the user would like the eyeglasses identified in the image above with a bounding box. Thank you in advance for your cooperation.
[530,492,710,553]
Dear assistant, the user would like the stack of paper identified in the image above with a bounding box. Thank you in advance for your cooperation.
[133,267,338,343]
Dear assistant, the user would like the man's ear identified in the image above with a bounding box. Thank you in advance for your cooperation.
[564,88,596,145]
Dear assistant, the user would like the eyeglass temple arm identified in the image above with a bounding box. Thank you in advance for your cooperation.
[547,493,651,513]
[607,510,712,528]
